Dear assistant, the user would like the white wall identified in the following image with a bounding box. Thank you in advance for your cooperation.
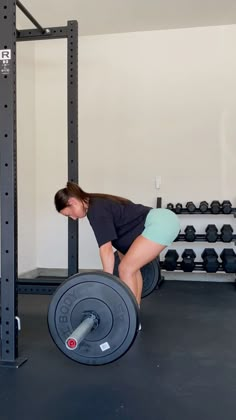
[17,42,36,276]
[35,39,68,270]
[34,25,236,274]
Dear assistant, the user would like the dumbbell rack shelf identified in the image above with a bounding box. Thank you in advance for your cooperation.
[170,209,236,216]
[175,234,236,244]
[160,262,230,272]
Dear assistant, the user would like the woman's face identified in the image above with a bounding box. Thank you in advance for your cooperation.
[60,197,88,220]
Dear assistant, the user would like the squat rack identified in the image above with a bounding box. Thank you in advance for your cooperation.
[0,0,78,367]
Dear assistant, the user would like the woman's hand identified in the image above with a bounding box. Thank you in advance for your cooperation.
[99,241,114,274]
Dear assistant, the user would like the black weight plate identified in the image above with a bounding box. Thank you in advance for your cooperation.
[113,251,161,298]
[48,272,139,365]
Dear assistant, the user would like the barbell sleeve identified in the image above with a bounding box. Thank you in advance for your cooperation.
[65,314,96,350]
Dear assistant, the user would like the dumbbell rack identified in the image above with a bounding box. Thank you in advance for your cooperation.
[175,234,236,243]
[157,198,236,276]
[172,209,236,215]
[166,263,233,272]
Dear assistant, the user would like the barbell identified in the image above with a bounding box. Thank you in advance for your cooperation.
[48,253,162,365]
[48,271,139,365]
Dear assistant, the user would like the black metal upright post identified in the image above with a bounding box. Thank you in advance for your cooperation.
[0,1,79,365]
[0,0,25,367]
[67,21,79,276]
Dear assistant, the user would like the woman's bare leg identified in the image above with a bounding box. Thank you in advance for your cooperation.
[118,236,166,305]
[135,270,143,306]
[117,251,143,305]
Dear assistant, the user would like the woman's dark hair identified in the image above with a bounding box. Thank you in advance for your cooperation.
[54,182,130,212]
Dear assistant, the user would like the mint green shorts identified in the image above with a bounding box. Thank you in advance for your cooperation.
[142,209,180,246]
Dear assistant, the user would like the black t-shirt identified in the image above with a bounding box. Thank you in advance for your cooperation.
[87,197,151,254]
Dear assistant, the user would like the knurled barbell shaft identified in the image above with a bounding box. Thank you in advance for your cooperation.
[65,314,96,351]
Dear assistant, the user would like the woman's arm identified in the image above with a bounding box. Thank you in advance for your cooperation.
[99,241,115,274]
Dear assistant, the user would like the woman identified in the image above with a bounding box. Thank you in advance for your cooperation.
[54,182,180,306]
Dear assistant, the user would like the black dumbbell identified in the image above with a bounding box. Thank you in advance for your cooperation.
[201,249,220,272]
[175,203,183,214]
[205,224,218,242]
[210,200,221,214]
[199,201,208,213]
[222,200,232,214]
[167,203,174,211]
[220,225,233,242]
[164,250,179,271]
[220,249,236,273]
[184,225,196,242]
[186,202,196,213]
[181,249,196,272]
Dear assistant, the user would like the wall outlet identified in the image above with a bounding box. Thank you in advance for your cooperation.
[155,176,161,189]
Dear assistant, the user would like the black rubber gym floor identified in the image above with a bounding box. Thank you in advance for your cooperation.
[1,280,236,420]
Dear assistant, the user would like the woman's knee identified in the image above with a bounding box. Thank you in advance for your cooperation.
[118,260,134,278]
